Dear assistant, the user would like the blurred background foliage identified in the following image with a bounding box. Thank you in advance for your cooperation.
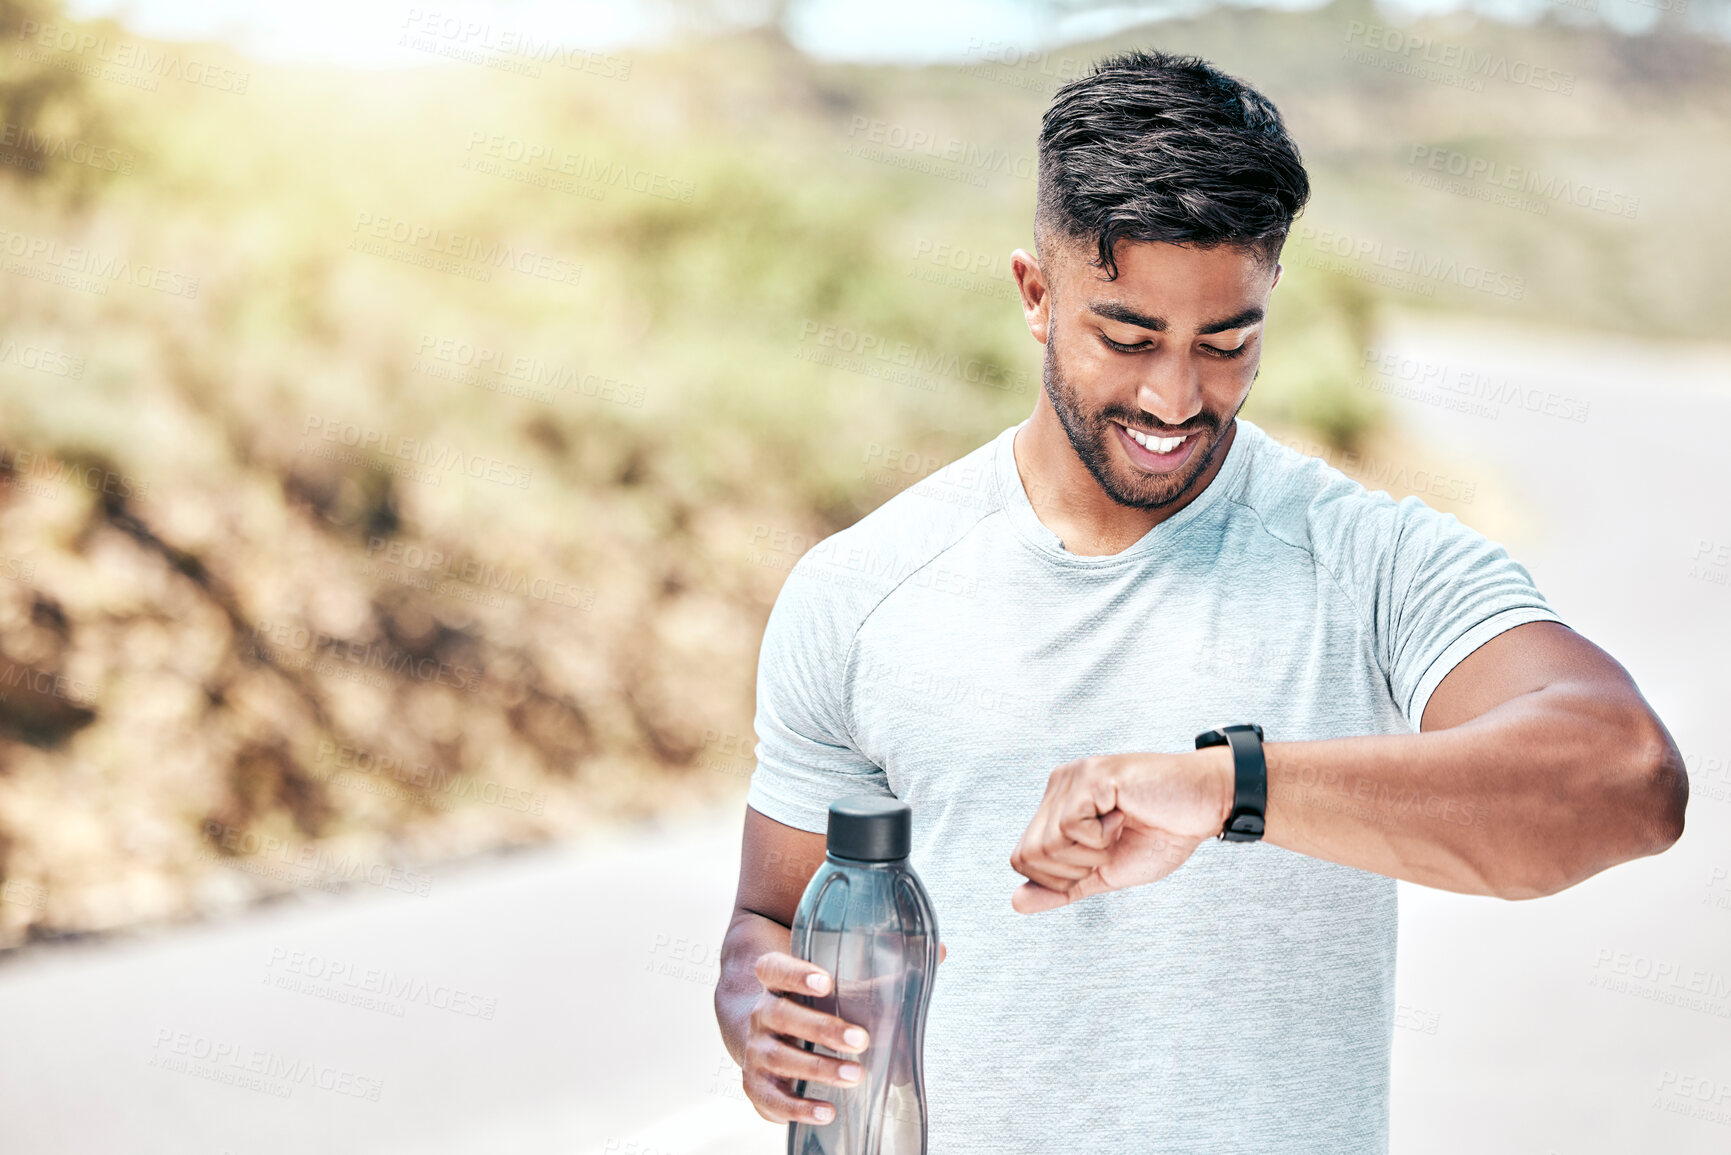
[0,0,1725,948]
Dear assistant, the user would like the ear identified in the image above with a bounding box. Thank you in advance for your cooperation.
[1010,249,1052,346]
[1270,262,1284,291]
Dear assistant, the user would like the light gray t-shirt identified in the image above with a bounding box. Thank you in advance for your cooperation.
[745,417,1563,1153]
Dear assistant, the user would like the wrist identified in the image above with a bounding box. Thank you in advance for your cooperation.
[1196,745,1235,836]
[1194,723,1268,842]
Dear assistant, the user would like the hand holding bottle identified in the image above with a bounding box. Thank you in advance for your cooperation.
[741,943,945,1127]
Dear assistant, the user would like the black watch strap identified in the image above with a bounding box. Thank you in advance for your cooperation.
[1194,724,1266,842]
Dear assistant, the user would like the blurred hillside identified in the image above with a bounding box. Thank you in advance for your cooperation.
[0,0,1725,950]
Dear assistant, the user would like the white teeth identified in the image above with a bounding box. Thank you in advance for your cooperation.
[1125,426,1187,454]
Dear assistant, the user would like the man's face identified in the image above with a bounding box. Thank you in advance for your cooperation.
[1023,238,1280,510]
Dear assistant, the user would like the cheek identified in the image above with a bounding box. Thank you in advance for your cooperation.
[1181,359,1254,420]
[1208,347,1262,392]
[1053,330,1114,386]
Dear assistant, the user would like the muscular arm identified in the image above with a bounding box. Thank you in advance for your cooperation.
[1260,620,1687,899]
[714,806,828,1065]
[1011,622,1689,910]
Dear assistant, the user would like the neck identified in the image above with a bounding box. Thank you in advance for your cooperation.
[1011,394,1238,557]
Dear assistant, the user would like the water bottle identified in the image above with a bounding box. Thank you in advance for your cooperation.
[787,795,940,1155]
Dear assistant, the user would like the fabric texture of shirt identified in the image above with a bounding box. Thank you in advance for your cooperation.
[745,416,1564,1153]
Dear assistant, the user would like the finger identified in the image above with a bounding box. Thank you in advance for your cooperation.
[756,1035,867,1090]
[1019,763,1083,861]
[1013,798,1082,888]
[1046,837,1114,869]
[1010,880,1073,914]
[1021,763,1118,879]
[1021,856,1098,888]
[754,950,834,997]
[1057,805,1117,850]
[755,994,870,1054]
[1040,760,1081,800]
[1047,812,1125,869]
[746,1072,838,1127]
[1008,846,1071,894]
[1011,844,1088,892]
[1062,867,1114,904]
[1014,826,1109,889]
[938,942,947,965]
[1056,767,1118,838]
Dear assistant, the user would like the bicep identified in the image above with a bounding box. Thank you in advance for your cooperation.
[1419,620,1643,732]
[731,804,828,927]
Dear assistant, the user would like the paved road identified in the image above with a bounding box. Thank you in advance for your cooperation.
[1369,314,1731,1155]
[0,806,777,1155]
[0,315,1727,1153]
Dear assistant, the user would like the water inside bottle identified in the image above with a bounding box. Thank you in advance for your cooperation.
[793,925,928,1154]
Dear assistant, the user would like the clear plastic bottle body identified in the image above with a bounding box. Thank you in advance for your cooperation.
[787,853,939,1155]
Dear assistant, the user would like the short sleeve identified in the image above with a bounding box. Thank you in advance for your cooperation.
[745,562,891,833]
[1371,495,1566,730]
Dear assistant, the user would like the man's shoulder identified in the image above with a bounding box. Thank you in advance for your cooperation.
[860,431,1008,540]
[1227,419,1415,563]
[777,429,1008,624]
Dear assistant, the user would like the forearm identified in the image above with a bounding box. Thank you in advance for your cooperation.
[714,908,791,1064]
[1259,683,1687,899]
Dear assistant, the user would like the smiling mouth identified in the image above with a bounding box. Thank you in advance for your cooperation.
[1109,420,1205,476]
[1119,425,1191,454]
[1114,424,1197,457]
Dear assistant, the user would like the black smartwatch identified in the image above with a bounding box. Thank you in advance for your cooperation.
[1194,724,1266,842]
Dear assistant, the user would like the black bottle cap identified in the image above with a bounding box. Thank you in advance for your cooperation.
[826,795,911,862]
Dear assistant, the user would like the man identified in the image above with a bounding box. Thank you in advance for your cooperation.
[713,48,1686,1152]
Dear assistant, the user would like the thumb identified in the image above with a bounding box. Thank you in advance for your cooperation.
[938,942,948,965]
[1100,810,1127,842]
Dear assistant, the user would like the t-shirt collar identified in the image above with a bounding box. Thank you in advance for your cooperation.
[992,416,1253,564]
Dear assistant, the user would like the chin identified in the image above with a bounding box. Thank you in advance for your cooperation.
[1096,430,1213,510]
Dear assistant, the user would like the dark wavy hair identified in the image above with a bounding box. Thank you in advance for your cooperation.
[1035,49,1310,278]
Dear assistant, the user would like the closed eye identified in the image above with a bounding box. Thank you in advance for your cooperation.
[1099,334,1152,353]
[1101,332,1251,358]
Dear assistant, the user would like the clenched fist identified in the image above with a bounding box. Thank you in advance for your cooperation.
[1009,748,1234,913]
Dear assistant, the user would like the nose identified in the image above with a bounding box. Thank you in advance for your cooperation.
[1133,349,1206,429]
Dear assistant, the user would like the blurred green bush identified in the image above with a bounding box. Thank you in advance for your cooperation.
[0,1,1722,947]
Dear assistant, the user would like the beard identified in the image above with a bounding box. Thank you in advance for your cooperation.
[1042,332,1248,511]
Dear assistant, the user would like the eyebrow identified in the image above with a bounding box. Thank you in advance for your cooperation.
[1088,302,1265,336]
